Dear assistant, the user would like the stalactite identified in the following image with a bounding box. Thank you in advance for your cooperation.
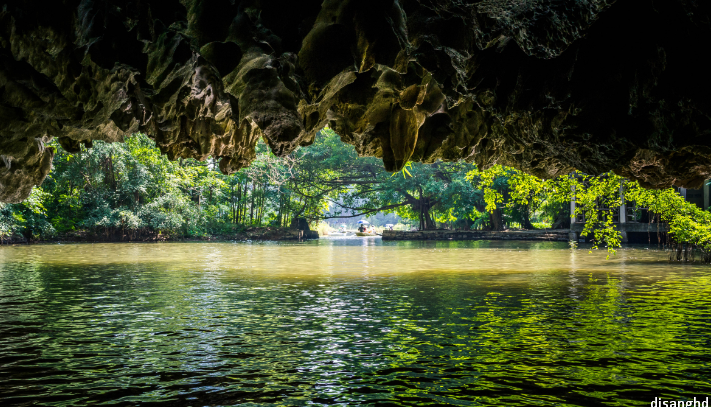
[2,1,711,203]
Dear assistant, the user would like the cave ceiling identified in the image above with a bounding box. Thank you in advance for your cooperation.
[1,0,711,202]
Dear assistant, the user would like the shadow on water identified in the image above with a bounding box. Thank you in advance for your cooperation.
[0,240,710,406]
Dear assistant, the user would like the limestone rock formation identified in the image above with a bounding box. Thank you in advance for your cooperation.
[1,0,711,202]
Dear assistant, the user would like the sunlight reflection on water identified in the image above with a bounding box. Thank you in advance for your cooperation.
[0,239,710,406]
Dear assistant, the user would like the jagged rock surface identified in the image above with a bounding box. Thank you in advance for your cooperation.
[1,0,711,202]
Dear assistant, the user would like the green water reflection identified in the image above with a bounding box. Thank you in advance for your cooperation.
[0,240,709,406]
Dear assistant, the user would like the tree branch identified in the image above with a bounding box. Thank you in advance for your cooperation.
[320,202,408,219]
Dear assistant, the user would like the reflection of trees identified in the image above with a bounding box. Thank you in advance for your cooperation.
[346,271,711,405]
[2,244,711,405]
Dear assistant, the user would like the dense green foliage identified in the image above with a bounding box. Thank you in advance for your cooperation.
[466,166,570,231]
[0,131,474,240]
[625,182,711,261]
[0,188,54,240]
[2,130,707,259]
[1,133,304,241]
[333,160,480,230]
[0,130,554,241]
[475,165,711,261]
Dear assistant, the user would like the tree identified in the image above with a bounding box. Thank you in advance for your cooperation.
[474,165,711,261]
[324,160,479,230]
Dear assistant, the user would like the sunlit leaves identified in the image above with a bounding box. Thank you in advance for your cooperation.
[472,165,711,259]
[391,162,413,179]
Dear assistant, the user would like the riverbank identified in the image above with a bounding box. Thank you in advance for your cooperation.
[381,229,570,241]
[0,227,319,244]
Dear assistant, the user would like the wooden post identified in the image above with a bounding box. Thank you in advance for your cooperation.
[619,184,627,243]
[619,185,626,224]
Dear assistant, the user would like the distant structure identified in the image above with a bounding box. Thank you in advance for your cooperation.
[569,182,709,243]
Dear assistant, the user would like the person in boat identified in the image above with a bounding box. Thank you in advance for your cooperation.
[358,224,366,233]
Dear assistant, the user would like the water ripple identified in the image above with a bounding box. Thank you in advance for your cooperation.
[0,241,709,406]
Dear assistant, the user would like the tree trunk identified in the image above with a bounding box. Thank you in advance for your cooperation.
[418,187,425,230]
[414,191,437,230]
[423,200,435,230]
[277,191,283,227]
[257,183,264,226]
[521,204,534,229]
[240,181,247,223]
[249,181,256,223]
[283,190,291,227]
[551,204,571,229]
[259,181,267,225]
[238,180,246,224]
[490,209,504,231]
[231,184,236,224]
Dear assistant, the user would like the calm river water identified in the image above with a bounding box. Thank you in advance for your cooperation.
[1,238,710,406]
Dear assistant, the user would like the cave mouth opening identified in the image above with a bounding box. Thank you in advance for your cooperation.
[1,0,711,204]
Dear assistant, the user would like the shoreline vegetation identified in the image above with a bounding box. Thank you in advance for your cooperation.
[0,130,559,245]
[1,129,710,262]
[475,166,711,262]
[0,226,316,245]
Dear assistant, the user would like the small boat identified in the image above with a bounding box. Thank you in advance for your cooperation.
[355,219,378,236]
